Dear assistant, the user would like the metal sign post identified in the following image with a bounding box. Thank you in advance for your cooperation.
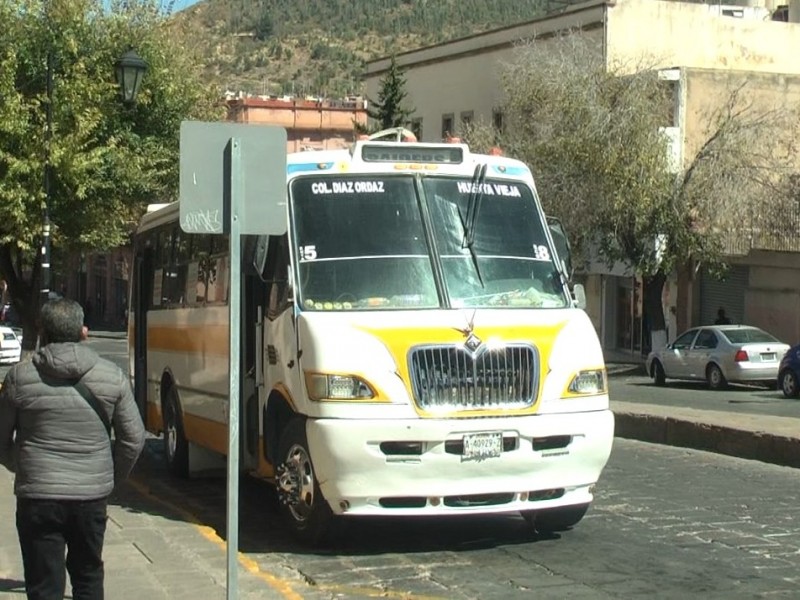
[179,121,286,600]
[224,138,242,598]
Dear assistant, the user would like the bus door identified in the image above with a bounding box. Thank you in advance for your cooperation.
[242,236,269,470]
[132,245,153,423]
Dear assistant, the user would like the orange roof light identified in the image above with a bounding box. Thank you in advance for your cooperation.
[489,146,503,156]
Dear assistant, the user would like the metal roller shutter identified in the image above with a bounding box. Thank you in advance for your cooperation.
[699,265,748,326]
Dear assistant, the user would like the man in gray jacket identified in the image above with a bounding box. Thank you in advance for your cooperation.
[0,298,145,600]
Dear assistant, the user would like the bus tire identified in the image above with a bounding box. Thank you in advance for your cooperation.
[522,503,589,534]
[652,360,666,386]
[162,385,189,478]
[276,417,335,545]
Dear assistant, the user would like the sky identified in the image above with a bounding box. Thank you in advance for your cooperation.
[102,1,201,12]
[170,0,200,11]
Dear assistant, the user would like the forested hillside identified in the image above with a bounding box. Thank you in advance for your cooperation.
[172,0,551,97]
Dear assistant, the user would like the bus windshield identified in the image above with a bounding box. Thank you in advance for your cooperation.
[290,174,568,310]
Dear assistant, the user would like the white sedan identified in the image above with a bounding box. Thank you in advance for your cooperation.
[0,326,21,364]
[646,325,789,390]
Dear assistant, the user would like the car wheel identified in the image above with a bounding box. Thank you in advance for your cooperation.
[276,417,336,545]
[706,364,727,390]
[162,385,189,478]
[522,503,590,534]
[780,369,800,398]
[652,360,666,386]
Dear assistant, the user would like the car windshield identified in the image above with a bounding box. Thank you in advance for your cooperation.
[722,328,780,344]
[290,174,569,311]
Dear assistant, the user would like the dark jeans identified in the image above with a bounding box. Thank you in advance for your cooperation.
[16,497,108,600]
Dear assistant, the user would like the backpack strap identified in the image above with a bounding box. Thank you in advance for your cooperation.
[74,377,112,439]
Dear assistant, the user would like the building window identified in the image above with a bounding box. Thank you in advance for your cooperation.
[492,108,504,133]
[460,110,474,133]
[410,117,423,141]
[441,113,454,140]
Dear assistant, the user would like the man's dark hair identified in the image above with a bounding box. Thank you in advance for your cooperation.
[40,299,84,344]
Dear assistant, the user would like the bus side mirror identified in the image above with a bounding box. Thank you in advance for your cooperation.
[572,283,587,309]
[286,266,295,304]
[252,235,269,281]
[546,216,574,281]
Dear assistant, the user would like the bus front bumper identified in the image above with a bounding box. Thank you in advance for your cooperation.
[306,409,614,517]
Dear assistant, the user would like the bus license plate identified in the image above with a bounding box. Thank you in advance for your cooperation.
[463,432,503,461]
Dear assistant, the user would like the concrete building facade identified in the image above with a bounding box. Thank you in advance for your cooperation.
[364,0,800,353]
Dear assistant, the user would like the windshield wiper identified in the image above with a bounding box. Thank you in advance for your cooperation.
[463,163,487,248]
[460,163,488,287]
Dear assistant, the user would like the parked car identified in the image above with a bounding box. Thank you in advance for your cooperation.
[645,325,789,390]
[0,325,21,364]
[777,344,800,398]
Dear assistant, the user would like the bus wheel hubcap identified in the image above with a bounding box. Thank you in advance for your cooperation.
[277,444,314,521]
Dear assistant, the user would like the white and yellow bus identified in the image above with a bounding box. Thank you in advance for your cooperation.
[128,128,614,543]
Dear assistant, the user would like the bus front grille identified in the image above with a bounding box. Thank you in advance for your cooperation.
[409,344,538,411]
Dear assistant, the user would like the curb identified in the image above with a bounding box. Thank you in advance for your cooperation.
[89,331,126,340]
[606,364,646,377]
[614,411,800,469]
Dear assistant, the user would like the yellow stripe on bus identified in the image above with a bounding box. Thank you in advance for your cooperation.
[146,399,228,456]
[183,412,229,455]
[147,324,229,356]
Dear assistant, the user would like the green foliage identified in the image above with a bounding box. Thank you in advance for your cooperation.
[253,9,273,41]
[495,36,675,275]
[366,55,413,131]
[0,0,223,339]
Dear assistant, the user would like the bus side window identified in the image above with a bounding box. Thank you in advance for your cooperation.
[152,226,171,308]
[192,235,213,306]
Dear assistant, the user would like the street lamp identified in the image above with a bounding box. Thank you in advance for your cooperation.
[115,48,148,104]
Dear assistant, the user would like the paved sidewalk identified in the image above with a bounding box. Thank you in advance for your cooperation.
[612,400,800,468]
[0,452,307,600]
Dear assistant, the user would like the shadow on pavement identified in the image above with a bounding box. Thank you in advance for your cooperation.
[111,439,557,557]
[0,578,25,594]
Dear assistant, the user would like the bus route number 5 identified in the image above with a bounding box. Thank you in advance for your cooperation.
[300,245,318,261]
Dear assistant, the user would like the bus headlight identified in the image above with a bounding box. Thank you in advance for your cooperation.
[566,369,608,396]
[305,373,375,401]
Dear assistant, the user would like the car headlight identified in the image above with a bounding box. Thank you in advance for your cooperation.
[566,368,608,396]
[305,372,376,401]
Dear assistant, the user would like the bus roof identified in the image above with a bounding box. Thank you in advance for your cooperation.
[135,130,534,233]
[137,200,179,232]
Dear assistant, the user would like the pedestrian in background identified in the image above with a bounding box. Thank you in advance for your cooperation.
[0,298,145,600]
[715,307,732,325]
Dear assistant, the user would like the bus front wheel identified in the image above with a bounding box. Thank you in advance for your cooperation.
[162,385,189,478]
[276,418,334,545]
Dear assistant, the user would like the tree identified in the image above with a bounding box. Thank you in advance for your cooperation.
[465,34,797,350]
[0,0,223,347]
[253,9,274,42]
[365,55,414,132]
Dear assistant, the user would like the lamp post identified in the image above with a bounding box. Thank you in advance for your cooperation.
[40,50,54,308]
